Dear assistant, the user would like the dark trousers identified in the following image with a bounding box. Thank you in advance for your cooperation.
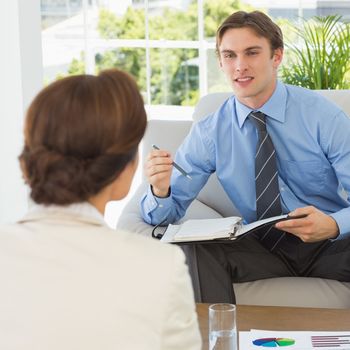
[181,233,350,303]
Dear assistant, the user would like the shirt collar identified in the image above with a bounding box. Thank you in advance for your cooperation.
[235,80,287,128]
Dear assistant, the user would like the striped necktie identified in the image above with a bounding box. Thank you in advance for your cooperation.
[248,111,284,251]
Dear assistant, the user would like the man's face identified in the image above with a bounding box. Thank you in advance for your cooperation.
[218,27,283,109]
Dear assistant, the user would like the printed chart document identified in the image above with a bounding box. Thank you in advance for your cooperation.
[160,214,291,243]
[240,329,350,350]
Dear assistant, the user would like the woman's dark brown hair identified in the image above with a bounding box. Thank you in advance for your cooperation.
[216,11,284,56]
[19,69,147,205]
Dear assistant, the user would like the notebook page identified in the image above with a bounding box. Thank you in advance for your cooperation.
[160,224,181,243]
[174,216,241,241]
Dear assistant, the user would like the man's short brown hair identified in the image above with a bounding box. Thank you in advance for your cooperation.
[216,11,284,55]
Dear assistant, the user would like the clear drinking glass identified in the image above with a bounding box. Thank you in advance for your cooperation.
[209,303,237,350]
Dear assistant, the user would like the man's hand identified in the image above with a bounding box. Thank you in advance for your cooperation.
[144,148,173,198]
[275,206,339,242]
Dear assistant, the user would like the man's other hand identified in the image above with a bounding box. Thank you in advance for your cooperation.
[275,206,339,242]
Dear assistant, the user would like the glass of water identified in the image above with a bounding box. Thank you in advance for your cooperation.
[209,303,237,350]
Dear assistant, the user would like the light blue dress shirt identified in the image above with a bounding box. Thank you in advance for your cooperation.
[140,81,350,238]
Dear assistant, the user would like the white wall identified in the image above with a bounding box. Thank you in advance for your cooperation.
[0,0,43,223]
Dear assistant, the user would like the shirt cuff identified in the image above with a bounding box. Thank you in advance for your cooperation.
[330,208,350,240]
[141,185,174,225]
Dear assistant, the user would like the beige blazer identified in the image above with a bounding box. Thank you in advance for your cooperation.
[0,203,201,350]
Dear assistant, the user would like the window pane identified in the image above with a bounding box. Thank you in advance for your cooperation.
[204,0,255,40]
[150,48,199,106]
[41,1,147,83]
[41,0,83,29]
[98,2,145,40]
[148,1,197,40]
[95,47,147,99]
[41,0,86,82]
[244,0,350,20]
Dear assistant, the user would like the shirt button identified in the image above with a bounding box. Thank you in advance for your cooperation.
[159,204,163,208]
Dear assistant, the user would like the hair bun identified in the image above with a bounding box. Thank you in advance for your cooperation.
[23,146,92,204]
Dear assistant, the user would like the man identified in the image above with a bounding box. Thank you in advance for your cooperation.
[140,11,350,303]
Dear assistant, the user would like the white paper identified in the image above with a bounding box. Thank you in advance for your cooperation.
[161,216,241,242]
[160,214,289,243]
[160,224,180,243]
[240,329,350,350]
[239,331,254,349]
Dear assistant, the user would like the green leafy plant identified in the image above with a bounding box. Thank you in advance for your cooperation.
[281,15,350,89]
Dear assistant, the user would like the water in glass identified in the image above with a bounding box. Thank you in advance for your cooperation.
[209,329,237,350]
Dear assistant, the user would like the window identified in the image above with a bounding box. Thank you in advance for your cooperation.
[41,0,350,118]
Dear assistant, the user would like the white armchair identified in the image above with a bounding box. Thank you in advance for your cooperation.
[117,90,350,308]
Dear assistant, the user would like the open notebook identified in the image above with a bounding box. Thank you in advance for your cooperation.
[160,214,299,243]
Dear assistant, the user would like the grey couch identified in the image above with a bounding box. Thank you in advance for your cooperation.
[118,90,350,308]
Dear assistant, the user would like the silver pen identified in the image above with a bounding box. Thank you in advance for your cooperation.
[152,144,192,180]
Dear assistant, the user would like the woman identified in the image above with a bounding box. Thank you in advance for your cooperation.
[0,69,201,349]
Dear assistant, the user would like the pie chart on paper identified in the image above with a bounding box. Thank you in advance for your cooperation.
[252,337,296,347]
